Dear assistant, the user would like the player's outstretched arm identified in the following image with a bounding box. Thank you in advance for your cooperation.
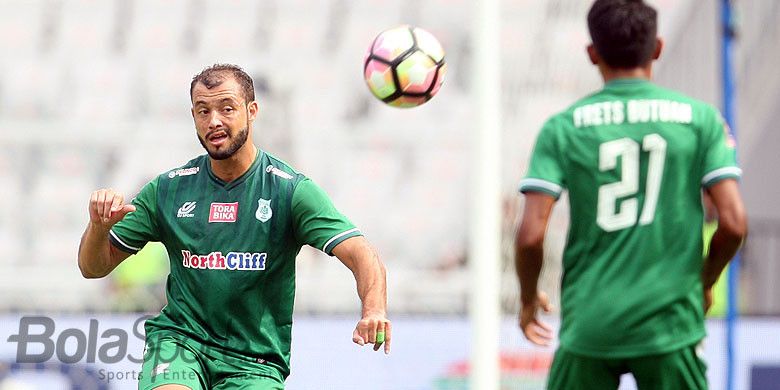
[332,236,391,354]
[702,179,747,311]
[78,189,135,279]
[515,192,556,346]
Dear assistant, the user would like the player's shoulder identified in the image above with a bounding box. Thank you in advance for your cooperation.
[259,150,307,182]
[538,98,591,135]
[543,87,611,128]
[649,83,722,121]
[125,156,206,202]
[158,155,207,181]
[649,83,709,104]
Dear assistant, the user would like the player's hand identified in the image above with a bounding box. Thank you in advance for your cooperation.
[703,287,714,314]
[352,313,391,354]
[519,290,554,346]
[88,189,136,229]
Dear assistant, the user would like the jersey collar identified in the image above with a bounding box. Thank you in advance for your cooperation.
[604,78,652,88]
[206,149,263,190]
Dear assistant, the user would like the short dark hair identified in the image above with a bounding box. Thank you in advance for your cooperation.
[587,0,658,69]
[190,63,255,103]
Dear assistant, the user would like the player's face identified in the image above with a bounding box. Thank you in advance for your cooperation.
[191,78,257,160]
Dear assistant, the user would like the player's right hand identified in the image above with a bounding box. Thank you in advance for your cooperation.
[88,189,136,228]
[519,290,554,346]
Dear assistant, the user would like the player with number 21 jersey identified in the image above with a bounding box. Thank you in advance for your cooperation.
[520,78,740,357]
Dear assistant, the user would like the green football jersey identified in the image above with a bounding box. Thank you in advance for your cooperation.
[519,79,740,358]
[109,149,362,378]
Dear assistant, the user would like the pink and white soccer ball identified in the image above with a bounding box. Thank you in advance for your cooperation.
[363,25,447,108]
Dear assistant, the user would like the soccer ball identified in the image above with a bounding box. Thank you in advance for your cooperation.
[363,25,447,108]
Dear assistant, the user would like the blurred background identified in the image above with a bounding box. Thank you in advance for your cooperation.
[0,0,778,389]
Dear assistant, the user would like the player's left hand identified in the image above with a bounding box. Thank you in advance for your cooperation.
[519,290,554,346]
[352,313,391,354]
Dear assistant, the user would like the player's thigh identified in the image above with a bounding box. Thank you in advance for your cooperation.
[138,337,207,390]
[547,347,622,390]
[212,374,284,390]
[629,343,707,390]
[204,347,285,390]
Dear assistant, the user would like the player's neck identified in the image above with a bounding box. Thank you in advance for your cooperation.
[209,142,258,183]
[600,66,652,83]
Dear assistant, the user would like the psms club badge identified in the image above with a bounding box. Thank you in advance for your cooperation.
[256,199,272,222]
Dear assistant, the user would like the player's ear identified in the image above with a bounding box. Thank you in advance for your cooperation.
[653,38,663,60]
[247,100,259,122]
[587,44,600,65]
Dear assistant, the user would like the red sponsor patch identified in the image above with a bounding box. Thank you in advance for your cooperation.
[209,202,238,223]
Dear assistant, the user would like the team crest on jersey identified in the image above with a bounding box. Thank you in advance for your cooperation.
[209,202,238,223]
[255,199,273,222]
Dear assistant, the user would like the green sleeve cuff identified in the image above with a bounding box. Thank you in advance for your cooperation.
[518,178,563,200]
[108,229,142,254]
[702,167,742,188]
[323,228,363,255]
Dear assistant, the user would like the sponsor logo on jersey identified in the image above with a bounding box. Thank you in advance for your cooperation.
[265,165,293,180]
[209,202,238,223]
[177,201,197,218]
[168,167,200,178]
[181,250,267,271]
[255,198,272,222]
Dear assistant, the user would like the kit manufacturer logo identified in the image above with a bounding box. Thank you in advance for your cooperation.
[177,201,197,218]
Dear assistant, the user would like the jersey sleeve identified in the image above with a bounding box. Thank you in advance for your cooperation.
[292,179,362,255]
[700,108,741,188]
[519,118,566,199]
[109,178,161,254]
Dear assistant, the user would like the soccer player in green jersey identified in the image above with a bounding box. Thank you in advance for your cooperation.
[78,64,391,390]
[515,1,747,389]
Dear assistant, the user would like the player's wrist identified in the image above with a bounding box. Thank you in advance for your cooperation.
[701,264,719,290]
[361,308,387,319]
[88,221,112,234]
[520,292,538,307]
[520,301,537,311]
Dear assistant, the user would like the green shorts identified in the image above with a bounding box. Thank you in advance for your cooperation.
[138,333,285,390]
[547,343,707,390]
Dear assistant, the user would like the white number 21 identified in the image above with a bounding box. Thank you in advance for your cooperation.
[597,134,667,232]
